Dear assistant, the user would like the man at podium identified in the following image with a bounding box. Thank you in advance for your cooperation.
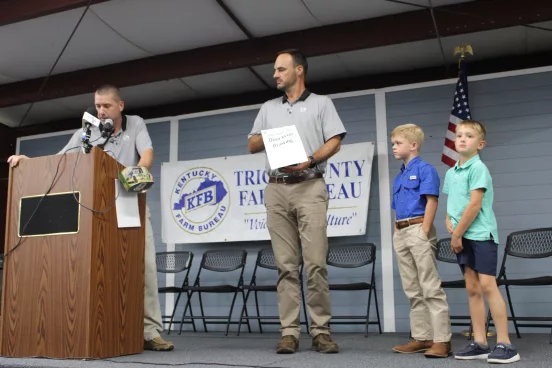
[7,85,174,352]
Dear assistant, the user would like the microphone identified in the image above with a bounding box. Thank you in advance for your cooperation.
[82,107,100,129]
[81,107,99,154]
[101,118,114,138]
[119,166,154,193]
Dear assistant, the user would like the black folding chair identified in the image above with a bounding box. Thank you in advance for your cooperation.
[436,238,474,339]
[237,248,309,335]
[180,249,251,336]
[327,243,382,337]
[488,228,552,343]
[156,251,195,334]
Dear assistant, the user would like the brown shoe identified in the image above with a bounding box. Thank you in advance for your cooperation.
[144,336,174,351]
[393,339,433,354]
[276,335,299,354]
[311,334,339,354]
[424,342,452,358]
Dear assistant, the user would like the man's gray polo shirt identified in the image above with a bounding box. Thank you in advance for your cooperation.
[248,91,347,176]
[58,115,153,168]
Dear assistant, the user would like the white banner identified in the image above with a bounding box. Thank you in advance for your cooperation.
[161,142,375,243]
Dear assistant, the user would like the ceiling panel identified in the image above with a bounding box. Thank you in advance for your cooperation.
[0,79,199,127]
[439,26,528,64]
[53,11,150,75]
[223,0,320,37]
[524,21,552,54]
[118,79,198,108]
[0,73,17,84]
[181,68,268,97]
[92,0,247,55]
[302,0,475,25]
[0,9,104,81]
[0,100,77,128]
[338,38,445,75]
[0,104,28,127]
[251,54,354,86]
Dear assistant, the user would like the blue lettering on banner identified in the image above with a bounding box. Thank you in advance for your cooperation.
[244,212,358,230]
[233,160,366,207]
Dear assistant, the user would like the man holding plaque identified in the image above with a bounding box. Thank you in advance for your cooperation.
[247,49,346,354]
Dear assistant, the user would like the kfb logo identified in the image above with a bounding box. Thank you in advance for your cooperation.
[171,167,229,234]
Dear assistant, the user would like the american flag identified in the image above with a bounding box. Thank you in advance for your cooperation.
[442,60,471,167]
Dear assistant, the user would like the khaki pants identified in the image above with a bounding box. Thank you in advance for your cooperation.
[393,222,452,342]
[144,206,164,341]
[265,178,331,339]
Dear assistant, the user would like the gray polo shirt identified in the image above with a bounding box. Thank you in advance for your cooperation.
[58,115,153,168]
[248,91,346,176]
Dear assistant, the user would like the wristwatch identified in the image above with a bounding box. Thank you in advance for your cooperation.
[308,155,317,169]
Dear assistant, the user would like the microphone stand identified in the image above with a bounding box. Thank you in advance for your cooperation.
[81,123,92,154]
[97,129,114,150]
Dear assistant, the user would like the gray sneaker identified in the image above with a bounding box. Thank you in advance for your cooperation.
[487,343,521,364]
[454,341,491,360]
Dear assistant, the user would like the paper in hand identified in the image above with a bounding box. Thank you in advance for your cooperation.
[261,125,308,170]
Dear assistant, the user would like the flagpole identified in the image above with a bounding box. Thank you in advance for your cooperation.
[441,45,475,167]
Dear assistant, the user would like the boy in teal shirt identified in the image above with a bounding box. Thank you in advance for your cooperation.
[443,120,520,364]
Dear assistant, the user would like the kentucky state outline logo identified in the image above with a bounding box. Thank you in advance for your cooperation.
[171,167,230,234]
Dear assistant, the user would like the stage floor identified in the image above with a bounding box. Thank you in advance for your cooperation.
[0,332,550,368]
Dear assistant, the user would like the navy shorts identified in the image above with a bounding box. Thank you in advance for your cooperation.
[456,238,498,276]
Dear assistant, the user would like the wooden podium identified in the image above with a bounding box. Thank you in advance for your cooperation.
[1,147,145,358]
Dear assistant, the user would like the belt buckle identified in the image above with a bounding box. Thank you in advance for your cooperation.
[279,175,289,184]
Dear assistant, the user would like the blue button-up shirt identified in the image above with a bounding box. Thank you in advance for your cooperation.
[392,156,440,220]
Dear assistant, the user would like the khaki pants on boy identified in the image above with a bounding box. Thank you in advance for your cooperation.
[264,178,332,339]
[393,222,451,342]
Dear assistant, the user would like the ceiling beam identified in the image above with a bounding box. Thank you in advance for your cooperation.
[1,0,551,108]
[13,49,552,137]
[0,0,111,27]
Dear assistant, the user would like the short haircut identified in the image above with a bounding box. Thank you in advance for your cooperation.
[277,48,308,77]
[457,120,487,139]
[95,84,122,101]
[391,123,425,150]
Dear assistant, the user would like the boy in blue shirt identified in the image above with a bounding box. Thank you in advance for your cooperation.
[443,120,520,363]
[391,124,452,358]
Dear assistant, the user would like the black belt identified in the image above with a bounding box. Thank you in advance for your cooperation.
[269,171,323,185]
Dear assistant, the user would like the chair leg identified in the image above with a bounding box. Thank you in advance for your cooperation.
[373,284,382,334]
[505,285,521,338]
[186,291,197,332]
[237,288,252,336]
[198,291,208,333]
[468,323,473,341]
[167,291,183,335]
[365,286,373,338]
[549,327,552,344]
[179,291,194,335]
[254,290,263,333]
[241,290,252,333]
[225,289,240,336]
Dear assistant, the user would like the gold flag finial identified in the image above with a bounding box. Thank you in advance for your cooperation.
[454,44,474,59]
[454,44,473,69]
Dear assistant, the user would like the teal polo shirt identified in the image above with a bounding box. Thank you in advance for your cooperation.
[443,154,499,244]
